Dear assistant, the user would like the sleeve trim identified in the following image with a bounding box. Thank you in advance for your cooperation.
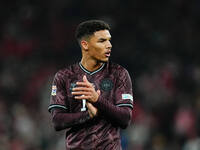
[116,103,133,109]
[48,104,67,112]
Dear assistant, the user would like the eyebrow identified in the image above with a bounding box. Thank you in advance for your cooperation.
[98,37,111,41]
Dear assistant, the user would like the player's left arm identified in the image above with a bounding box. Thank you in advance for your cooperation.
[95,69,133,129]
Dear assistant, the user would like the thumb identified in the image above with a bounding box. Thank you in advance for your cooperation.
[97,90,101,96]
[86,102,91,107]
[83,75,88,83]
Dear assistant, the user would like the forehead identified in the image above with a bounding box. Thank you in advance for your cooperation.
[92,30,111,39]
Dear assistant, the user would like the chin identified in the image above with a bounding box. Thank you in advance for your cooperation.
[100,58,109,63]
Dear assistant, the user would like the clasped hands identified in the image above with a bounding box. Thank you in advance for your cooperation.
[72,75,100,118]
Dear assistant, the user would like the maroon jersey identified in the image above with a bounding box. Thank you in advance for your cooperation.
[48,61,133,150]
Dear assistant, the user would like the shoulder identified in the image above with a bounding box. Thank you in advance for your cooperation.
[109,61,129,75]
[109,62,132,87]
[54,63,79,79]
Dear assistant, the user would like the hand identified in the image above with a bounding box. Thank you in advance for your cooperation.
[86,102,98,118]
[72,75,101,103]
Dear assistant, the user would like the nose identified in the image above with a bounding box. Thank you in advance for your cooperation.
[106,40,112,49]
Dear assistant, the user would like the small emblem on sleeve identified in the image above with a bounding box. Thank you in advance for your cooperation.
[122,94,133,101]
[51,85,57,96]
[100,78,113,91]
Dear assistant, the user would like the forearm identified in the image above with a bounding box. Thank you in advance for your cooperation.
[94,98,132,129]
[51,108,90,131]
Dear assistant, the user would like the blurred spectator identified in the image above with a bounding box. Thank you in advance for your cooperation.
[0,0,199,150]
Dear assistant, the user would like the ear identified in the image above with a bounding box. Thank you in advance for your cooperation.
[81,40,89,50]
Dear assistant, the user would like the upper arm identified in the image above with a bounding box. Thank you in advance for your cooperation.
[48,72,68,113]
[114,69,134,110]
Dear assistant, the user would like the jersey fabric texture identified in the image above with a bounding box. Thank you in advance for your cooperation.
[48,61,133,150]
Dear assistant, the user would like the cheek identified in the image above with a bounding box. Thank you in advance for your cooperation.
[94,44,104,52]
[95,48,104,57]
[89,43,104,56]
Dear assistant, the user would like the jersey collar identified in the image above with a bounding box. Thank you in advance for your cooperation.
[79,62,105,75]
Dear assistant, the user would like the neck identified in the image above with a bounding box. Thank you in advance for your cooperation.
[81,57,103,72]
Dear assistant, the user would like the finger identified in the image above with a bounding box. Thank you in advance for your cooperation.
[97,90,101,96]
[71,91,91,95]
[72,87,92,91]
[83,75,89,83]
[76,82,92,88]
[76,82,88,86]
[74,95,91,100]
[83,75,94,86]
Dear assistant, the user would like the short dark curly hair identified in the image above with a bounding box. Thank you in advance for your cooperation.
[75,20,110,44]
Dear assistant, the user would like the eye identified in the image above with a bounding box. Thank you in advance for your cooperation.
[98,39,106,43]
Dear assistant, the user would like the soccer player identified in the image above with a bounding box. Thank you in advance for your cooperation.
[48,20,134,150]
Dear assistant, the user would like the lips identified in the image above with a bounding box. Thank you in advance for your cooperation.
[105,51,111,57]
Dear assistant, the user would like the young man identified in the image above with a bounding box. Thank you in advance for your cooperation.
[48,20,134,150]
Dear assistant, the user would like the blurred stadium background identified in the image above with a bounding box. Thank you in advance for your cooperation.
[0,0,200,150]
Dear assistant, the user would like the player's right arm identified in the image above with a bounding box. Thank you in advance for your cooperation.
[48,71,91,131]
[50,108,90,131]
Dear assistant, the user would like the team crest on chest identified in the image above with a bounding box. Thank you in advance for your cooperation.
[100,78,113,91]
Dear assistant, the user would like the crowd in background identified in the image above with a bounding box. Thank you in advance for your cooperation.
[0,0,200,150]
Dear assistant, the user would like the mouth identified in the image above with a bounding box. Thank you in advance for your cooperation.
[105,51,111,57]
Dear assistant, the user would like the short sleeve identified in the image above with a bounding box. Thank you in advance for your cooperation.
[115,69,134,109]
[48,72,68,112]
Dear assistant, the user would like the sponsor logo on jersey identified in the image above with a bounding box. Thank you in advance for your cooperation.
[122,94,133,101]
[51,85,57,96]
[100,78,113,91]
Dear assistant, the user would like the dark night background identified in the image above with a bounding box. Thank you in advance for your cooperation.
[0,0,200,149]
